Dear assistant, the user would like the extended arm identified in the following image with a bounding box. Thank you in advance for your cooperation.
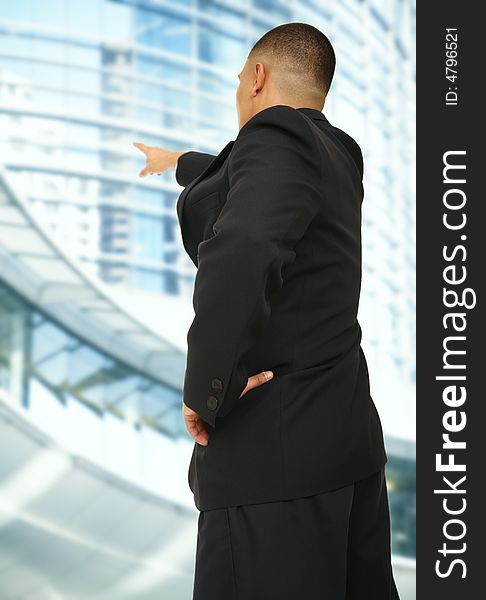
[132,141,217,183]
[182,105,323,427]
[175,151,218,187]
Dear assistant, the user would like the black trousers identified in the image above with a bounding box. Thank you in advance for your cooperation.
[192,467,401,600]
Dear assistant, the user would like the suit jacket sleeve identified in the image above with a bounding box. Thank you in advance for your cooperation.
[175,151,217,187]
[182,105,322,427]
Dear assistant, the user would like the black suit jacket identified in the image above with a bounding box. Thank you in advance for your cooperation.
[175,104,387,511]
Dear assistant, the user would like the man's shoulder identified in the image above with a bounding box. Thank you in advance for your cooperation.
[235,104,311,141]
[232,105,322,165]
[228,105,323,177]
[326,125,364,179]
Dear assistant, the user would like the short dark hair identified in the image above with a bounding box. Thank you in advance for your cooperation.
[248,22,336,96]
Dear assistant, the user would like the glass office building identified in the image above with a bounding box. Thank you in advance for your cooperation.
[0,0,416,390]
[1,1,416,597]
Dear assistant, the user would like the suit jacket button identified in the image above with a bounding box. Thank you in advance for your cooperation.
[207,395,219,410]
[211,377,223,392]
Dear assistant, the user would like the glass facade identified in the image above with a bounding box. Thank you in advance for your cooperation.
[386,453,416,558]
[0,0,415,305]
[0,280,185,438]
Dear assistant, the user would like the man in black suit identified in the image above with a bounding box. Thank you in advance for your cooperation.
[135,21,400,600]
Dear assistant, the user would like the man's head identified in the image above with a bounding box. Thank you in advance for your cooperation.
[236,22,336,130]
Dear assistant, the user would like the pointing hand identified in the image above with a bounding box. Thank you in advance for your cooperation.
[133,141,182,177]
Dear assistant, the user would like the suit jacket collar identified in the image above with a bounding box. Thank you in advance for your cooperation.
[237,105,330,139]
[296,106,331,125]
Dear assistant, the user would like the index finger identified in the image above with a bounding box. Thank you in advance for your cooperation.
[133,141,149,154]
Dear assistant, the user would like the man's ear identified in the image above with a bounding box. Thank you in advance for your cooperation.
[253,62,266,95]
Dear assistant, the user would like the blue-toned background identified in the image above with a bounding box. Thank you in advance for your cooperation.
[0,1,415,598]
